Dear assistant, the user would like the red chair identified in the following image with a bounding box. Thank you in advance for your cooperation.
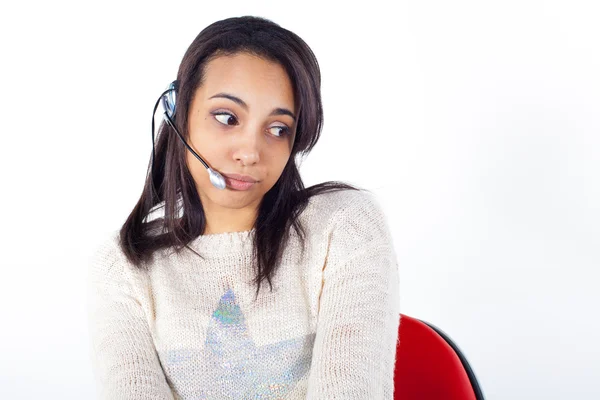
[394,314,485,400]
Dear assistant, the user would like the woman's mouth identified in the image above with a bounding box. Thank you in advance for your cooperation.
[224,176,256,191]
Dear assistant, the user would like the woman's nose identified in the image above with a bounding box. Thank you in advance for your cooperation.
[232,128,261,165]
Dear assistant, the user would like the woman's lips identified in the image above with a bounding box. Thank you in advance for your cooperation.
[224,176,256,191]
[222,173,258,182]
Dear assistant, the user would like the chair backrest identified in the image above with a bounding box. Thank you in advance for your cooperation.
[394,314,485,400]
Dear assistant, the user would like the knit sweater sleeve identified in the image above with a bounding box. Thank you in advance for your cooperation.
[306,191,401,399]
[86,232,175,400]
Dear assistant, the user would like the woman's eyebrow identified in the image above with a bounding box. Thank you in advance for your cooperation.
[209,92,296,122]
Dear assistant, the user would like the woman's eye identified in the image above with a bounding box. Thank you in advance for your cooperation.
[213,112,238,126]
[268,126,290,138]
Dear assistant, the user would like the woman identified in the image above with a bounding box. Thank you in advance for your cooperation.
[87,15,400,399]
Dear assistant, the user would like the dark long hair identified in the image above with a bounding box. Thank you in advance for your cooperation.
[120,15,364,298]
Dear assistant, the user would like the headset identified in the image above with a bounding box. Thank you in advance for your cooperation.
[151,80,227,190]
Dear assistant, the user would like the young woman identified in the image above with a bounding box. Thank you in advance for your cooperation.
[87,15,401,399]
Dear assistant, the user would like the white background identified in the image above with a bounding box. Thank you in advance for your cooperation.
[0,0,598,398]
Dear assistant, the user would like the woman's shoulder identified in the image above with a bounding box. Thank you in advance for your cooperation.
[304,187,382,218]
[90,229,120,265]
[299,187,388,236]
[303,188,395,262]
[87,229,135,285]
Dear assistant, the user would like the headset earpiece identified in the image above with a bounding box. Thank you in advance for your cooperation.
[161,80,179,120]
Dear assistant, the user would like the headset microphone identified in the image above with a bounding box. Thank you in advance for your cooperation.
[151,80,227,190]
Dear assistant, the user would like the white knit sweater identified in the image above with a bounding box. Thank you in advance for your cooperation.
[87,189,401,399]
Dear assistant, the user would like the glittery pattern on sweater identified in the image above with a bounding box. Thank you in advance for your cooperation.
[162,288,316,399]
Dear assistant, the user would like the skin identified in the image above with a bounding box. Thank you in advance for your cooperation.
[185,52,297,235]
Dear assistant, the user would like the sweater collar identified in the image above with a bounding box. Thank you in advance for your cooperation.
[186,228,255,255]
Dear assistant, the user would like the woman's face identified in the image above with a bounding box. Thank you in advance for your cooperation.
[185,52,297,217]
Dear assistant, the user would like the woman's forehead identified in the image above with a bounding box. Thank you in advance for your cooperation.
[198,53,295,112]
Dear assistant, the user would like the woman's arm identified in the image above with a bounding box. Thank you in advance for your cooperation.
[87,233,175,400]
[306,191,401,399]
